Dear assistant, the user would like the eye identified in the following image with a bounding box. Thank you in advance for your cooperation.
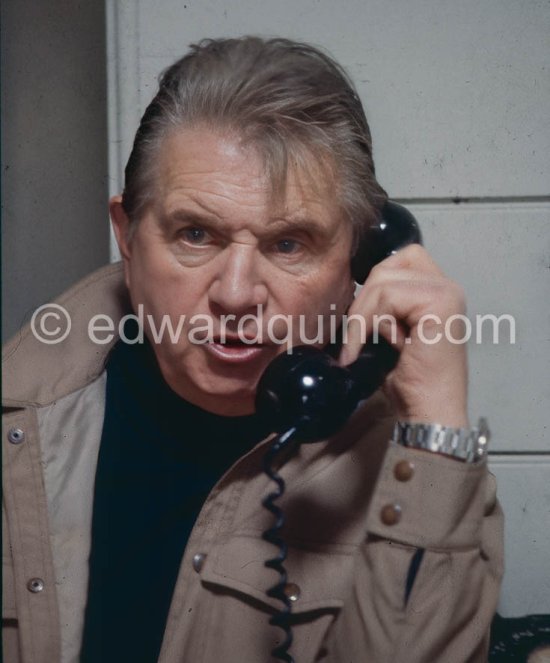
[181,227,210,245]
[274,238,301,254]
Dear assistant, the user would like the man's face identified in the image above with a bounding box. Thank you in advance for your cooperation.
[112,127,354,415]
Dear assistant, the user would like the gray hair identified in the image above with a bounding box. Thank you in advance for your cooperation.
[122,36,387,251]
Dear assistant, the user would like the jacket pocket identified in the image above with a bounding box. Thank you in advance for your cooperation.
[199,533,357,614]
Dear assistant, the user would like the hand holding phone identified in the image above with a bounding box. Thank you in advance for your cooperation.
[342,241,469,429]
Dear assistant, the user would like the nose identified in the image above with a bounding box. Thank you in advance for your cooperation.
[208,244,268,317]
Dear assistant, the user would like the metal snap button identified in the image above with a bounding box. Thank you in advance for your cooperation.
[380,503,402,526]
[8,428,25,444]
[283,583,301,602]
[192,552,207,573]
[27,578,44,593]
[394,460,414,482]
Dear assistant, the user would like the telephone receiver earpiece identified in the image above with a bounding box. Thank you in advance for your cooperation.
[351,200,422,284]
[255,201,422,442]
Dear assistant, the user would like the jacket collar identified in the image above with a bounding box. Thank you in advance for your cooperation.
[2,263,130,407]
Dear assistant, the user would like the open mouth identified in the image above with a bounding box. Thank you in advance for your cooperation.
[206,337,267,363]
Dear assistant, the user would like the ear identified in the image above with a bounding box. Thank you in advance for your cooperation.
[110,195,134,290]
[110,195,132,260]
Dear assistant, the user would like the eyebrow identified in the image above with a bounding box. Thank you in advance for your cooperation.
[162,208,220,230]
[265,216,331,240]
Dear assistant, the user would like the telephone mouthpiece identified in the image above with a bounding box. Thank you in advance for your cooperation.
[255,338,399,442]
[255,346,359,441]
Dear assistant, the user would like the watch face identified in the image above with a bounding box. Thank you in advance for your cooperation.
[489,614,550,662]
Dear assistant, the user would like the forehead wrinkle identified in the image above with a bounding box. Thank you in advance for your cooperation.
[159,128,336,198]
[185,180,331,214]
[162,169,270,207]
[163,190,268,232]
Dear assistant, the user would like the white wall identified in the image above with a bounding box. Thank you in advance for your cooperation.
[105,0,549,616]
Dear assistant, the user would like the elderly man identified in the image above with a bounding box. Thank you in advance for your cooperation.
[2,37,502,663]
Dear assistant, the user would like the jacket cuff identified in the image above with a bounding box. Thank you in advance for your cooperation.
[366,443,490,549]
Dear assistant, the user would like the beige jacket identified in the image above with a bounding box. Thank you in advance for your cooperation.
[2,264,503,663]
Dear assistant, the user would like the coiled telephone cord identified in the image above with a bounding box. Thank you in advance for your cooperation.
[262,426,299,663]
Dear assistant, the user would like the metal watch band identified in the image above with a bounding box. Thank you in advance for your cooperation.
[392,417,490,463]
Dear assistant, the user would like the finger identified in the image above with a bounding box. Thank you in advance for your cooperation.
[338,278,464,365]
[338,313,407,366]
[360,267,449,291]
[372,244,446,278]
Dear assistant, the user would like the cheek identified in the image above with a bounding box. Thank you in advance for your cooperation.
[279,272,353,341]
[128,248,206,316]
[297,266,353,311]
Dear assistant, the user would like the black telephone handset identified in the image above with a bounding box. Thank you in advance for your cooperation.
[255,202,422,663]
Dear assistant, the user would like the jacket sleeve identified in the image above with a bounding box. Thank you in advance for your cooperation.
[323,444,504,663]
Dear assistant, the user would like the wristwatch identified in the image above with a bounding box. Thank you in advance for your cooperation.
[392,417,490,463]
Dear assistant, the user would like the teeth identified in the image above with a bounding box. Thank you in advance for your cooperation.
[212,339,260,346]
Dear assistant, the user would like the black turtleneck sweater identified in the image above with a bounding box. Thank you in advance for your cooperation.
[80,330,270,663]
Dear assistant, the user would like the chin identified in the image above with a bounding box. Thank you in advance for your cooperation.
[173,372,259,415]
[157,348,268,414]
